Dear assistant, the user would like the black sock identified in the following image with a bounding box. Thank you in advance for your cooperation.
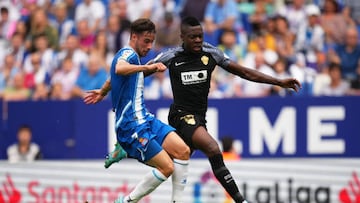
[209,154,245,203]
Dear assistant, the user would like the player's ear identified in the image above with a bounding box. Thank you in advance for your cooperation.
[180,33,185,41]
[130,33,137,41]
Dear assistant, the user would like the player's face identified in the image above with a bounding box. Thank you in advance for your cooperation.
[181,25,203,53]
[134,31,155,57]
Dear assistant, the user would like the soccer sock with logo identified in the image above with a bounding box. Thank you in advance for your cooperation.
[209,154,245,203]
[123,168,167,202]
[171,159,189,203]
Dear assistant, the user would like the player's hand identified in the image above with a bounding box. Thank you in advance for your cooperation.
[83,89,105,104]
[147,63,166,72]
[280,78,302,92]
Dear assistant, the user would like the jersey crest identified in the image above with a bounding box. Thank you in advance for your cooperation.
[201,55,209,65]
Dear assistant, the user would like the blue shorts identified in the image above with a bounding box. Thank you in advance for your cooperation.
[117,117,175,163]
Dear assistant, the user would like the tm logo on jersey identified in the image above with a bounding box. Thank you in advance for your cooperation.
[181,70,207,85]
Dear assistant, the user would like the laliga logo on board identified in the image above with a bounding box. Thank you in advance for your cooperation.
[339,172,360,203]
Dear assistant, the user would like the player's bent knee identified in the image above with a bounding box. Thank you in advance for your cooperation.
[158,161,174,177]
[175,144,190,160]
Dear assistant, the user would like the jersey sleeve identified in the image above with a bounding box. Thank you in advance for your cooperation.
[203,42,231,68]
[152,47,182,66]
[117,48,137,64]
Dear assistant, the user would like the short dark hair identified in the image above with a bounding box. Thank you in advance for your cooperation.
[18,124,32,134]
[329,62,341,72]
[0,7,9,14]
[181,16,201,33]
[181,16,201,27]
[130,18,156,35]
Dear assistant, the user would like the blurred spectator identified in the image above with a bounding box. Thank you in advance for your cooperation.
[7,125,42,163]
[248,18,277,52]
[126,0,154,22]
[90,31,114,71]
[277,0,307,34]
[237,51,275,97]
[0,6,17,40]
[244,33,279,68]
[271,57,292,96]
[75,19,96,53]
[319,0,349,47]
[218,29,245,63]
[248,0,271,35]
[313,65,331,96]
[220,136,240,161]
[341,5,356,27]
[50,57,78,100]
[180,0,209,22]
[63,0,77,20]
[144,71,172,100]
[17,0,38,22]
[330,26,360,81]
[32,83,49,100]
[75,0,105,32]
[71,54,108,98]
[53,0,78,19]
[114,0,131,51]
[212,67,236,98]
[343,0,360,25]
[348,66,360,95]
[8,32,26,68]
[154,12,181,52]
[105,14,121,54]
[12,20,28,39]
[50,2,76,48]
[152,0,177,24]
[1,71,31,101]
[0,54,20,93]
[295,4,325,69]
[274,15,295,62]
[289,53,317,96]
[216,29,247,97]
[23,52,51,90]
[27,33,57,74]
[318,62,350,96]
[26,8,59,52]
[209,78,225,99]
[0,1,20,22]
[57,34,88,69]
[204,0,238,45]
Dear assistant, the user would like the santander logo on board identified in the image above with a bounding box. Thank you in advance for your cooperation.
[339,172,360,203]
[0,174,21,203]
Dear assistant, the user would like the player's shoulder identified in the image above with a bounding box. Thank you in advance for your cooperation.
[117,47,136,61]
[202,42,226,58]
[154,46,184,63]
[202,42,221,53]
[162,46,184,57]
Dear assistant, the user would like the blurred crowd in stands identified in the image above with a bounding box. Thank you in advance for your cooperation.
[0,0,360,102]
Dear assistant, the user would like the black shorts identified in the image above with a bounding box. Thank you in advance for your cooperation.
[168,104,206,150]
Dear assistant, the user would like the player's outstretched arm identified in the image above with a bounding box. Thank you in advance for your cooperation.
[225,61,302,92]
[83,79,111,104]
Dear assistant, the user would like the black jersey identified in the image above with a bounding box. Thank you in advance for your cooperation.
[153,42,230,116]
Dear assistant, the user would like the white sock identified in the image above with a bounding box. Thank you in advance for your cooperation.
[171,159,189,203]
[124,169,167,203]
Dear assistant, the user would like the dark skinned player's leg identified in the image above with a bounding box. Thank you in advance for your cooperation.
[192,126,245,203]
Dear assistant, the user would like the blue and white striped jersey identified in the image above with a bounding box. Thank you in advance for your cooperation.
[110,47,153,139]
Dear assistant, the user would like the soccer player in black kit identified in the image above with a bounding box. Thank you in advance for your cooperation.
[84,16,301,203]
